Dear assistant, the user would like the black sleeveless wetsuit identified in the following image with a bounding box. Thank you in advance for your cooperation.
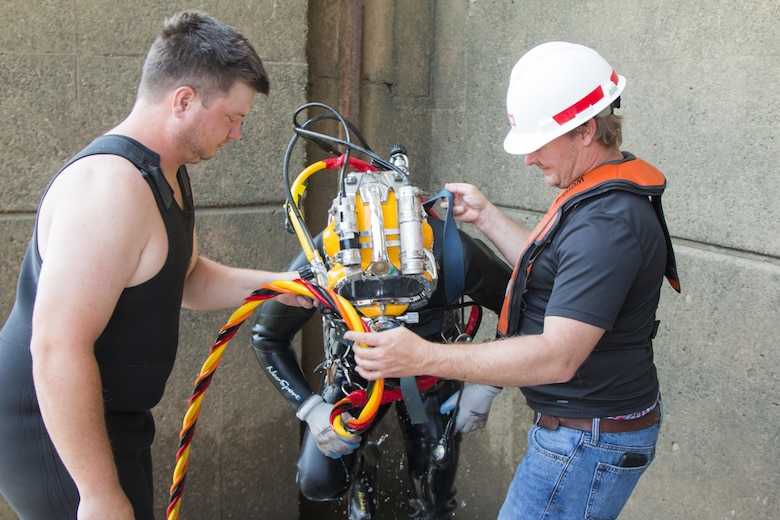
[0,135,194,519]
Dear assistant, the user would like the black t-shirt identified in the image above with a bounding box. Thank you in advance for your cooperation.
[519,188,666,417]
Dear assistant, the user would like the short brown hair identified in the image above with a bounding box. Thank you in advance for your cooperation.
[569,113,623,149]
[591,114,623,148]
[138,10,269,104]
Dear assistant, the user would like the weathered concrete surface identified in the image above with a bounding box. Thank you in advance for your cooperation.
[424,2,779,518]
[1,0,778,519]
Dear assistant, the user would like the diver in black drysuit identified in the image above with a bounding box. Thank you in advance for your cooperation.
[250,216,511,519]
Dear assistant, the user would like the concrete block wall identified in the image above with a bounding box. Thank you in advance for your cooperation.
[425,1,780,519]
[2,0,778,518]
[305,1,779,518]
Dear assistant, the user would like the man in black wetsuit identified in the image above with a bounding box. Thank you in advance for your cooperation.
[0,11,307,520]
[250,215,511,519]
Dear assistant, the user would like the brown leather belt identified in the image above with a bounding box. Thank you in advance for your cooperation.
[534,406,660,433]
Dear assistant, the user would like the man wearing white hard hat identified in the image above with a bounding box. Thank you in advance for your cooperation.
[346,41,681,518]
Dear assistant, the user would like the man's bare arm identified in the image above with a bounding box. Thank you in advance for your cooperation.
[347,316,604,388]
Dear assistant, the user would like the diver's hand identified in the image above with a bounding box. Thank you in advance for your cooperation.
[439,384,502,434]
[296,395,361,458]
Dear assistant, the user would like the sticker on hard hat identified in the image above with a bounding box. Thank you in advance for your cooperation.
[552,70,619,126]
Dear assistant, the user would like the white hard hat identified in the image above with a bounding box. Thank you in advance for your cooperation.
[503,41,626,155]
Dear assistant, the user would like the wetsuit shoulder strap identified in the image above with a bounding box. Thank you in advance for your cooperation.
[61,134,175,210]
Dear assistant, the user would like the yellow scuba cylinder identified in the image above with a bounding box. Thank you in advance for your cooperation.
[322,150,436,320]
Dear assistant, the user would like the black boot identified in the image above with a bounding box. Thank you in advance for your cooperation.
[348,442,382,520]
[406,484,457,519]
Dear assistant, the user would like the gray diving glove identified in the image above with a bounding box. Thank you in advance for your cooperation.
[296,394,362,458]
[439,384,502,434]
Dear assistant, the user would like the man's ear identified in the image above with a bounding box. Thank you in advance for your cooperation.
[172,85,196,117]
[580,118,597,146]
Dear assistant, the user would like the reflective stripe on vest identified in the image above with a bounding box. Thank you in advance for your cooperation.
[496,157,681,337]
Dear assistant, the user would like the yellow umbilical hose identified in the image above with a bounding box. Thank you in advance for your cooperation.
[167,154,386,519]
[166,279,382,520]
[286,160,327,263]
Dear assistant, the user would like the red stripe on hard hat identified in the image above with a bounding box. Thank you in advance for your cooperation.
[552,70,619,126]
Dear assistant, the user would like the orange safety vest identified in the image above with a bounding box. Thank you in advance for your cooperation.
[496,156,681,337]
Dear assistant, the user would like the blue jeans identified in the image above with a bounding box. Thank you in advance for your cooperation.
[497,416,660,520]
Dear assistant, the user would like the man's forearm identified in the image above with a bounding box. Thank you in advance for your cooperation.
[33,346,124,499]
[425,317,603,387]
[183,256,295,310]
[350,317,602,388]
[474,204,531,265]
